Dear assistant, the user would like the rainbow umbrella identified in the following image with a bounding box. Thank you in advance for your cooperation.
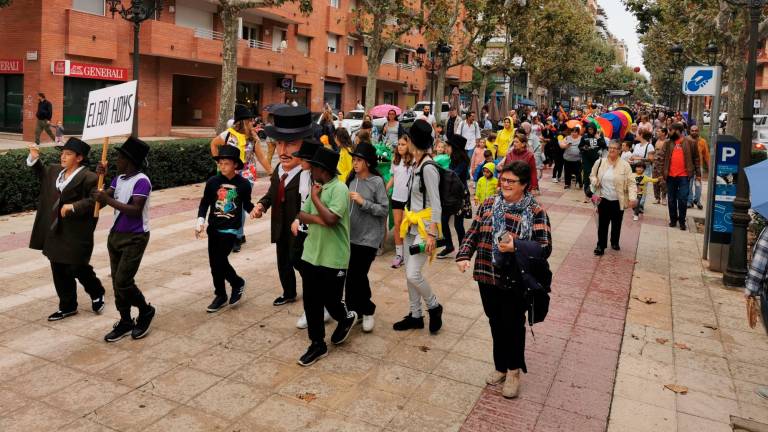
[595,117,614,139]
[599,113,623,140]
[614,106,635,123]
[613,110,632,139]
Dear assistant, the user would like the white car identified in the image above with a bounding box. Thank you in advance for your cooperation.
[702,111,710,125]
[338,110,388,135]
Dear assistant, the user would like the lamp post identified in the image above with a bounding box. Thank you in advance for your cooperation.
[106,0,162,138]
[723,0,766,286]
[415,42,452,113]
[668,43,683,111]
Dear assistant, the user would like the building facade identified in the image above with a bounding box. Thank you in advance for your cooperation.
[0,0,472,140]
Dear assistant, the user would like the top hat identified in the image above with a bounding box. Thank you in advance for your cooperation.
[265,106,314,141]
[292,138,322,160]
[234,105,253,123]
[115,136,150,167]
[447,134,467,153]
[307,146,340,175]
[264,103,290,114]
[58,137,91,164]
[349,142,378,167]
[408,119,433,150]
[213,145,244,170]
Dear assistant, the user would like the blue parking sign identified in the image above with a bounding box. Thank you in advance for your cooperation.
[711,136,740,242]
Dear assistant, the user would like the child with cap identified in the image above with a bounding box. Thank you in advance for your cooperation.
[196,145,258,313]
[296,146,357,366]
[27,138,106,321]
[475,162,498,205]
[94,137,155,342]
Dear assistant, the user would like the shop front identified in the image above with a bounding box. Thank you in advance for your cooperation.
[323,82,342,111]
[0,59,23,133]
[236,81,262,115]
[53,60,127,133]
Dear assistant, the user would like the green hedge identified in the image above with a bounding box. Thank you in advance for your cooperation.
[0,138,216,215]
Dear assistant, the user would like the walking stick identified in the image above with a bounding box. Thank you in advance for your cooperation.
[94,137,109,217]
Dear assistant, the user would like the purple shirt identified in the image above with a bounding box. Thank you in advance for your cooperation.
[110,174,151,233]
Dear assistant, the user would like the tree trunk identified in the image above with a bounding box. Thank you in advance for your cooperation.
[217,6,239,134]
[725,12,750,137]
[434,64,447,125]
[478,71,489,107]
[365,62,380,112]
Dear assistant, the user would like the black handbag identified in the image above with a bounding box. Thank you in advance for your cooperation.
[457,186,473,218]
[517,255,552,325]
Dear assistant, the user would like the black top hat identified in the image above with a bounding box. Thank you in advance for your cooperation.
[234,105,253,123]
[115,136,150,167]
[213,145,244,170]
[292,138,322,160]
[264,103,290,114]
[307,146,340,175]
[265,106,314,142]
[408,119,433,150]
[58,137,91,164]
[349,142,378,167]
[447,134,467,153]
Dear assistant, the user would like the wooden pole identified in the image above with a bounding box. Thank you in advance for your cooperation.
[94,137,109,217]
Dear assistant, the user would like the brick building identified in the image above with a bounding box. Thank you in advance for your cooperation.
[0,0,472,141]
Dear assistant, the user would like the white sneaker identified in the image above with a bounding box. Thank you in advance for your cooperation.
[632,215,639,221]
[552,178,559,183]
[296,312,308,329]
[362,315,375,332]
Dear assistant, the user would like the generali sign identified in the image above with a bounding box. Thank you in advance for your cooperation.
[0,59,23,74]
[51,60,127,81]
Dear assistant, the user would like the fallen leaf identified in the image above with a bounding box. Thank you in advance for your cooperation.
[655,338,669,345]
[630,334,640,340]
[703,324,718,330]
[297,392,317,402]
[664,384,688,394]
[139,404,147,408]
[418,345,431,352]
[674,342,691,350]
[182,271,191,276]
[632,295,657,305]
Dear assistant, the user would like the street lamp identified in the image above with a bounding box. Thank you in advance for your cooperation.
[415,42,452,114]
[705,41,719,66]
[668,43,684,110]
[106,0,163,137]
[722,0,766,287]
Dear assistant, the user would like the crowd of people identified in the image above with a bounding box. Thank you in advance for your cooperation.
[26,97,718,400]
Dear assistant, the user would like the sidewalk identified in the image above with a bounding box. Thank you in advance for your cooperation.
[0,173,765,431]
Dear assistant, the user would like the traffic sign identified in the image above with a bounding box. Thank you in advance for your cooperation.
[682,66,721,96]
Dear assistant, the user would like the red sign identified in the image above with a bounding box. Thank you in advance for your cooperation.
[0,59,23,74]
[69,61,127,81]
[52,60,69,75]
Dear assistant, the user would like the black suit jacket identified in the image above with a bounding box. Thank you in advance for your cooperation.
[258,166,301,243]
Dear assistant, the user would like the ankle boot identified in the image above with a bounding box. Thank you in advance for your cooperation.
[502,369,520,398]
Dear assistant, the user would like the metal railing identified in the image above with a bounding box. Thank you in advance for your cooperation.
[194,28,224,41]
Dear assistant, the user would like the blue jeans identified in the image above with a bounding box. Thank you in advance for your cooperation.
[666,176,690,225]
[687,176,702,205]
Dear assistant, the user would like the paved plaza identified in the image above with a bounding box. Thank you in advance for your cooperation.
[0,175,766,431]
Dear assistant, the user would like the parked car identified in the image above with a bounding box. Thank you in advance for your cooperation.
[702,110,710,125]
[752,129,768,154]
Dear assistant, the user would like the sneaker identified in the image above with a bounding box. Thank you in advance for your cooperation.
[696,202,703,210]
[362,315,375,332]
[232,241,242,253]
[391,255,404,269]
[563,185,571,190]
[680,223,687,231]
[206,295,228,313]
[552,178,559,183]
[105,319,134,343]
[757,386,768,400]
[593,246,604,256]
[436,247,455,259]
[48,309,78,321]
[486,369,506,385]
[687,202,694,209]
[229,280,245,306]
[297,341,328,367]
[392,314,424,331]
[428,304,443,334]
[632,215,639,221]
[668,221,677,228]
[132,305,156,339]
[331,311,357,345]
[502,369,521,398]
[92,296,105,314]
[273,296,296,306]
[296,312,308,329]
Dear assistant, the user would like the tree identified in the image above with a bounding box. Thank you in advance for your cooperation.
[0,0,11,7]
[213,0,312,133]
[351,0,422,111]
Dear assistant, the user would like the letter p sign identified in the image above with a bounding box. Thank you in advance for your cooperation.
[721,147,736,163]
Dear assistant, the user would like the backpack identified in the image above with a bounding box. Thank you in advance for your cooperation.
[412,160,466,216]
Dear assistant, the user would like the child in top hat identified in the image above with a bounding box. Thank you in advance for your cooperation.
[27,138,106,321]
[196,145,258,312]
[94,137,155,342]
[296,146,357,366]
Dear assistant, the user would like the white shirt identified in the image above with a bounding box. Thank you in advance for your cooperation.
[297,169,312,232]
[391,160,412,202]
[600,164,618,201]
[458,120,482,151]
[416,113,436,125]
[26,155,85,192]
[277,164,302,186]
[631,142,654,172]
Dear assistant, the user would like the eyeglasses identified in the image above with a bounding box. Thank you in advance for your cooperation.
[499,177,521,185]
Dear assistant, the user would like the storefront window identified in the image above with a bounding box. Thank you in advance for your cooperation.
[63,78,117,133]
[324,83,342,111]
[236,82,262,114]
[0,75,23,133]
[285,88,310,108]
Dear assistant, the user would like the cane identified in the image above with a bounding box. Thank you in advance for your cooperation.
[94,137,109,217]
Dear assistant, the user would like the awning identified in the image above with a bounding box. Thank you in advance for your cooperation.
[518,98,536,106]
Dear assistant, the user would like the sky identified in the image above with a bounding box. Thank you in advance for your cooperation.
[596,0,649,78]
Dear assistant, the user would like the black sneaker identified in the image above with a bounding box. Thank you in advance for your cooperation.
[680,223,687,231]
[273,296,296,306]
[428,304,443,334]
[92,296,105,314]
[105,320,134,343]
[668,221,677,228]
[48,309,78,321]
[611,244,621,251]
[392,314,425,331]
[331,311,358,345]
[229,280,245,306]
[436,248,455,259]
[132,305,156,340]
[696,202,703,210]
[297,341,328,367]
[207,295,228,313]
[593,246,605,256]
[232,241,242,253]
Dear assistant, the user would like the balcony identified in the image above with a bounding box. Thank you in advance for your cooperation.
[326,52,345,79]
[139,20,196,60]
[240,39,314,75]
[379,61,400,82]
[397,63,424,90]
[194,29,224,64]
[345,54,367,77]
[326,5,347,35]
[253,3,303,25]
[66,9,117,60]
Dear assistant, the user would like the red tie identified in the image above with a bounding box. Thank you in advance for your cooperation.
[275,173,288,213]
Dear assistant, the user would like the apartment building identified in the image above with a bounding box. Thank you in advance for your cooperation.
[0,0,471,140]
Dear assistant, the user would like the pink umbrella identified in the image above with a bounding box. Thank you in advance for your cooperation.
[369,104,401,118]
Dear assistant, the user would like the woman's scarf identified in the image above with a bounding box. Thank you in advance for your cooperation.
[491,191,535,264]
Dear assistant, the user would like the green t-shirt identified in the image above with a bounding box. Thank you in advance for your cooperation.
[301,177,351,269]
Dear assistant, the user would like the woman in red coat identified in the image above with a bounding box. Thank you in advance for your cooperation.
[500,135,538,192]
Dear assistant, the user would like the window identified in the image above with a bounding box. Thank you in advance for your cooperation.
[327,34,339,53]
[330,0,340,7]
[297,36,311,57]
[347,43,355,56]
[242,24,261,41]
[363,46,369,56]
[72,0,104,15]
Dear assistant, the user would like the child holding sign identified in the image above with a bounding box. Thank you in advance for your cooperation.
[94,137,155,342]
